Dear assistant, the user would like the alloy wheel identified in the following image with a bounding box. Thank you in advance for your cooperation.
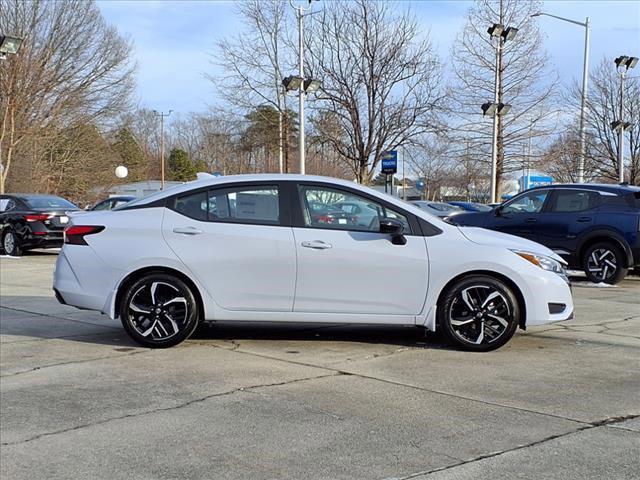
[4,233,15,254]
[127,281,188,341]
[448,285,512,346]
[586,248,617,282]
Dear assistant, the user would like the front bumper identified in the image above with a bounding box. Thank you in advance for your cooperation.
[519,268,575,327]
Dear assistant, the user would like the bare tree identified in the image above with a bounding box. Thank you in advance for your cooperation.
[306,0,443,184]
[449,0,557,198]
[0,0,135,193]
[573,58,640,184]
[209,0,293,172]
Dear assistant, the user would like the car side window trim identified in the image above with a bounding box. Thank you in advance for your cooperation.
[168,181,293,227]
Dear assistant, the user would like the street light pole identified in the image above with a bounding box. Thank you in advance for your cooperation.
[618,69,625,183]
[290,1,315,175]
[579,17,590,184]
[297,5,305,175]
[532,12,590,183]
[153,110,172,190]
[490,42,500,204]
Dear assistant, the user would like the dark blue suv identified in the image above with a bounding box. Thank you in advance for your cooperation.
[449,184,640,284]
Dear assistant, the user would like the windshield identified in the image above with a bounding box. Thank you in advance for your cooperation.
[25,196,77,209]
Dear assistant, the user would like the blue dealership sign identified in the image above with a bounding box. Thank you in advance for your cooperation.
[520,174,553,191]
[381,150,398,174]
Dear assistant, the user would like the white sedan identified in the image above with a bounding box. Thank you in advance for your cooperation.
[53,174,573,351]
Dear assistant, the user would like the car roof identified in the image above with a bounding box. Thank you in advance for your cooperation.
[527,183,640,194]
[123,173,456,230]
[6,193,67,199]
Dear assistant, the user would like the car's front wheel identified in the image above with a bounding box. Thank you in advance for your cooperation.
[438,275,520,352]
[2,230,22,257]
[582,242,628,285]
[120,273,200,348]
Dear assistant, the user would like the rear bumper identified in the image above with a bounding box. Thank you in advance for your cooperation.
[53,246,122,313]
[21,231,64,249]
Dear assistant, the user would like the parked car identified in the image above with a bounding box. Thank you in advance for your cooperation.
[412,201,464,218]
[89,195,137,211]
[0,194,80,256]
[448,201,494,212]
[448,184,640,284]
[54,174,573,351]
[334,200,381,229]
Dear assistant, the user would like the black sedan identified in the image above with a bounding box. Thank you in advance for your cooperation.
[0,194,80,256]
[89,195,137,211]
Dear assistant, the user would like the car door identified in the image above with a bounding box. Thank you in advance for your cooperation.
[487,189,551,242]
[162,183,297,312]
[291,183,429,317]
[536,189,599,260]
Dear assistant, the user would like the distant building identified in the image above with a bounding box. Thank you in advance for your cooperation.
[105,180,183,198]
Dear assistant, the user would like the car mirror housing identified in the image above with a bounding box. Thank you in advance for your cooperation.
[379,218,407,245]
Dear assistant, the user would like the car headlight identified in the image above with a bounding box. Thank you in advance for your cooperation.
[510,250,566,275]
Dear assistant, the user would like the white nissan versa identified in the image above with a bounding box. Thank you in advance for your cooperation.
[53,174,573,351]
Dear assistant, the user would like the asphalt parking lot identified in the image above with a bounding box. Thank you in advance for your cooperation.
[1,251,639,479]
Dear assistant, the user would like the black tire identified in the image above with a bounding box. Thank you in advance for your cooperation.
[582,242,628,285]
[2,229,22,256]
[438,275,520,352]
[120,273,200,348]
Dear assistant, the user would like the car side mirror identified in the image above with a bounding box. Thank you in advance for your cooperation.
[379,218,407,245]
[494,206,503,217]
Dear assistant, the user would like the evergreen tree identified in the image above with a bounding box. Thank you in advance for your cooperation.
[168,148,197,182]
[112,127,146,182]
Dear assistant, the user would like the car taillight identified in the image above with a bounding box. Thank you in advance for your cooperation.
[24,214,51,222]
[64,225,104,245]
[317,215,332,223]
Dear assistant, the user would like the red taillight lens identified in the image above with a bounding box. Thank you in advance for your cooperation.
[24,214,51,222]
[317,215,332,224]
[64,225,104,245]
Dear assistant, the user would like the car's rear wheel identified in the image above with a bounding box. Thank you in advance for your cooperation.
[582,242,627,285]
[438,275,520,352]
[120,273,199,348]
[2,230,22,256]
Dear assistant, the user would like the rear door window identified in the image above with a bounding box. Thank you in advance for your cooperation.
[208,186,280,225]
[551,190,599,212]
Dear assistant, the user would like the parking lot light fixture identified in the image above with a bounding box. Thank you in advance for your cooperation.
[0,34,23,59]
[487,23,504,37]
[282,75,304,91]
[502,27,518,42]
[303,78,322,93]
[614,55,637,182]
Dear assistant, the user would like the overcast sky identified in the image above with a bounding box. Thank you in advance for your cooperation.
[98,0,640,115]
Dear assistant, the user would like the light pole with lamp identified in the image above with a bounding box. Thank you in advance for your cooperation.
[612,55,638,183]
[288,0,321,175]
[531,12,590,183]
[0,34,24,194]
[483,23,517,204]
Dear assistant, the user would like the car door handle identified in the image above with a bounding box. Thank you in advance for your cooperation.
[173,227,204,235]
[301,240,332,250]
[577,216,592,222]
[524,218,538,223]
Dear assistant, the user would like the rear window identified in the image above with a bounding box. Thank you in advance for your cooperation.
[24,197,77,209]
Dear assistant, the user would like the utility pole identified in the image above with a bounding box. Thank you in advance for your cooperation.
[153,110,172,190]
[617,69,626,183]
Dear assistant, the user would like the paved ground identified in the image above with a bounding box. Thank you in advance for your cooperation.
[0,251,638,480]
